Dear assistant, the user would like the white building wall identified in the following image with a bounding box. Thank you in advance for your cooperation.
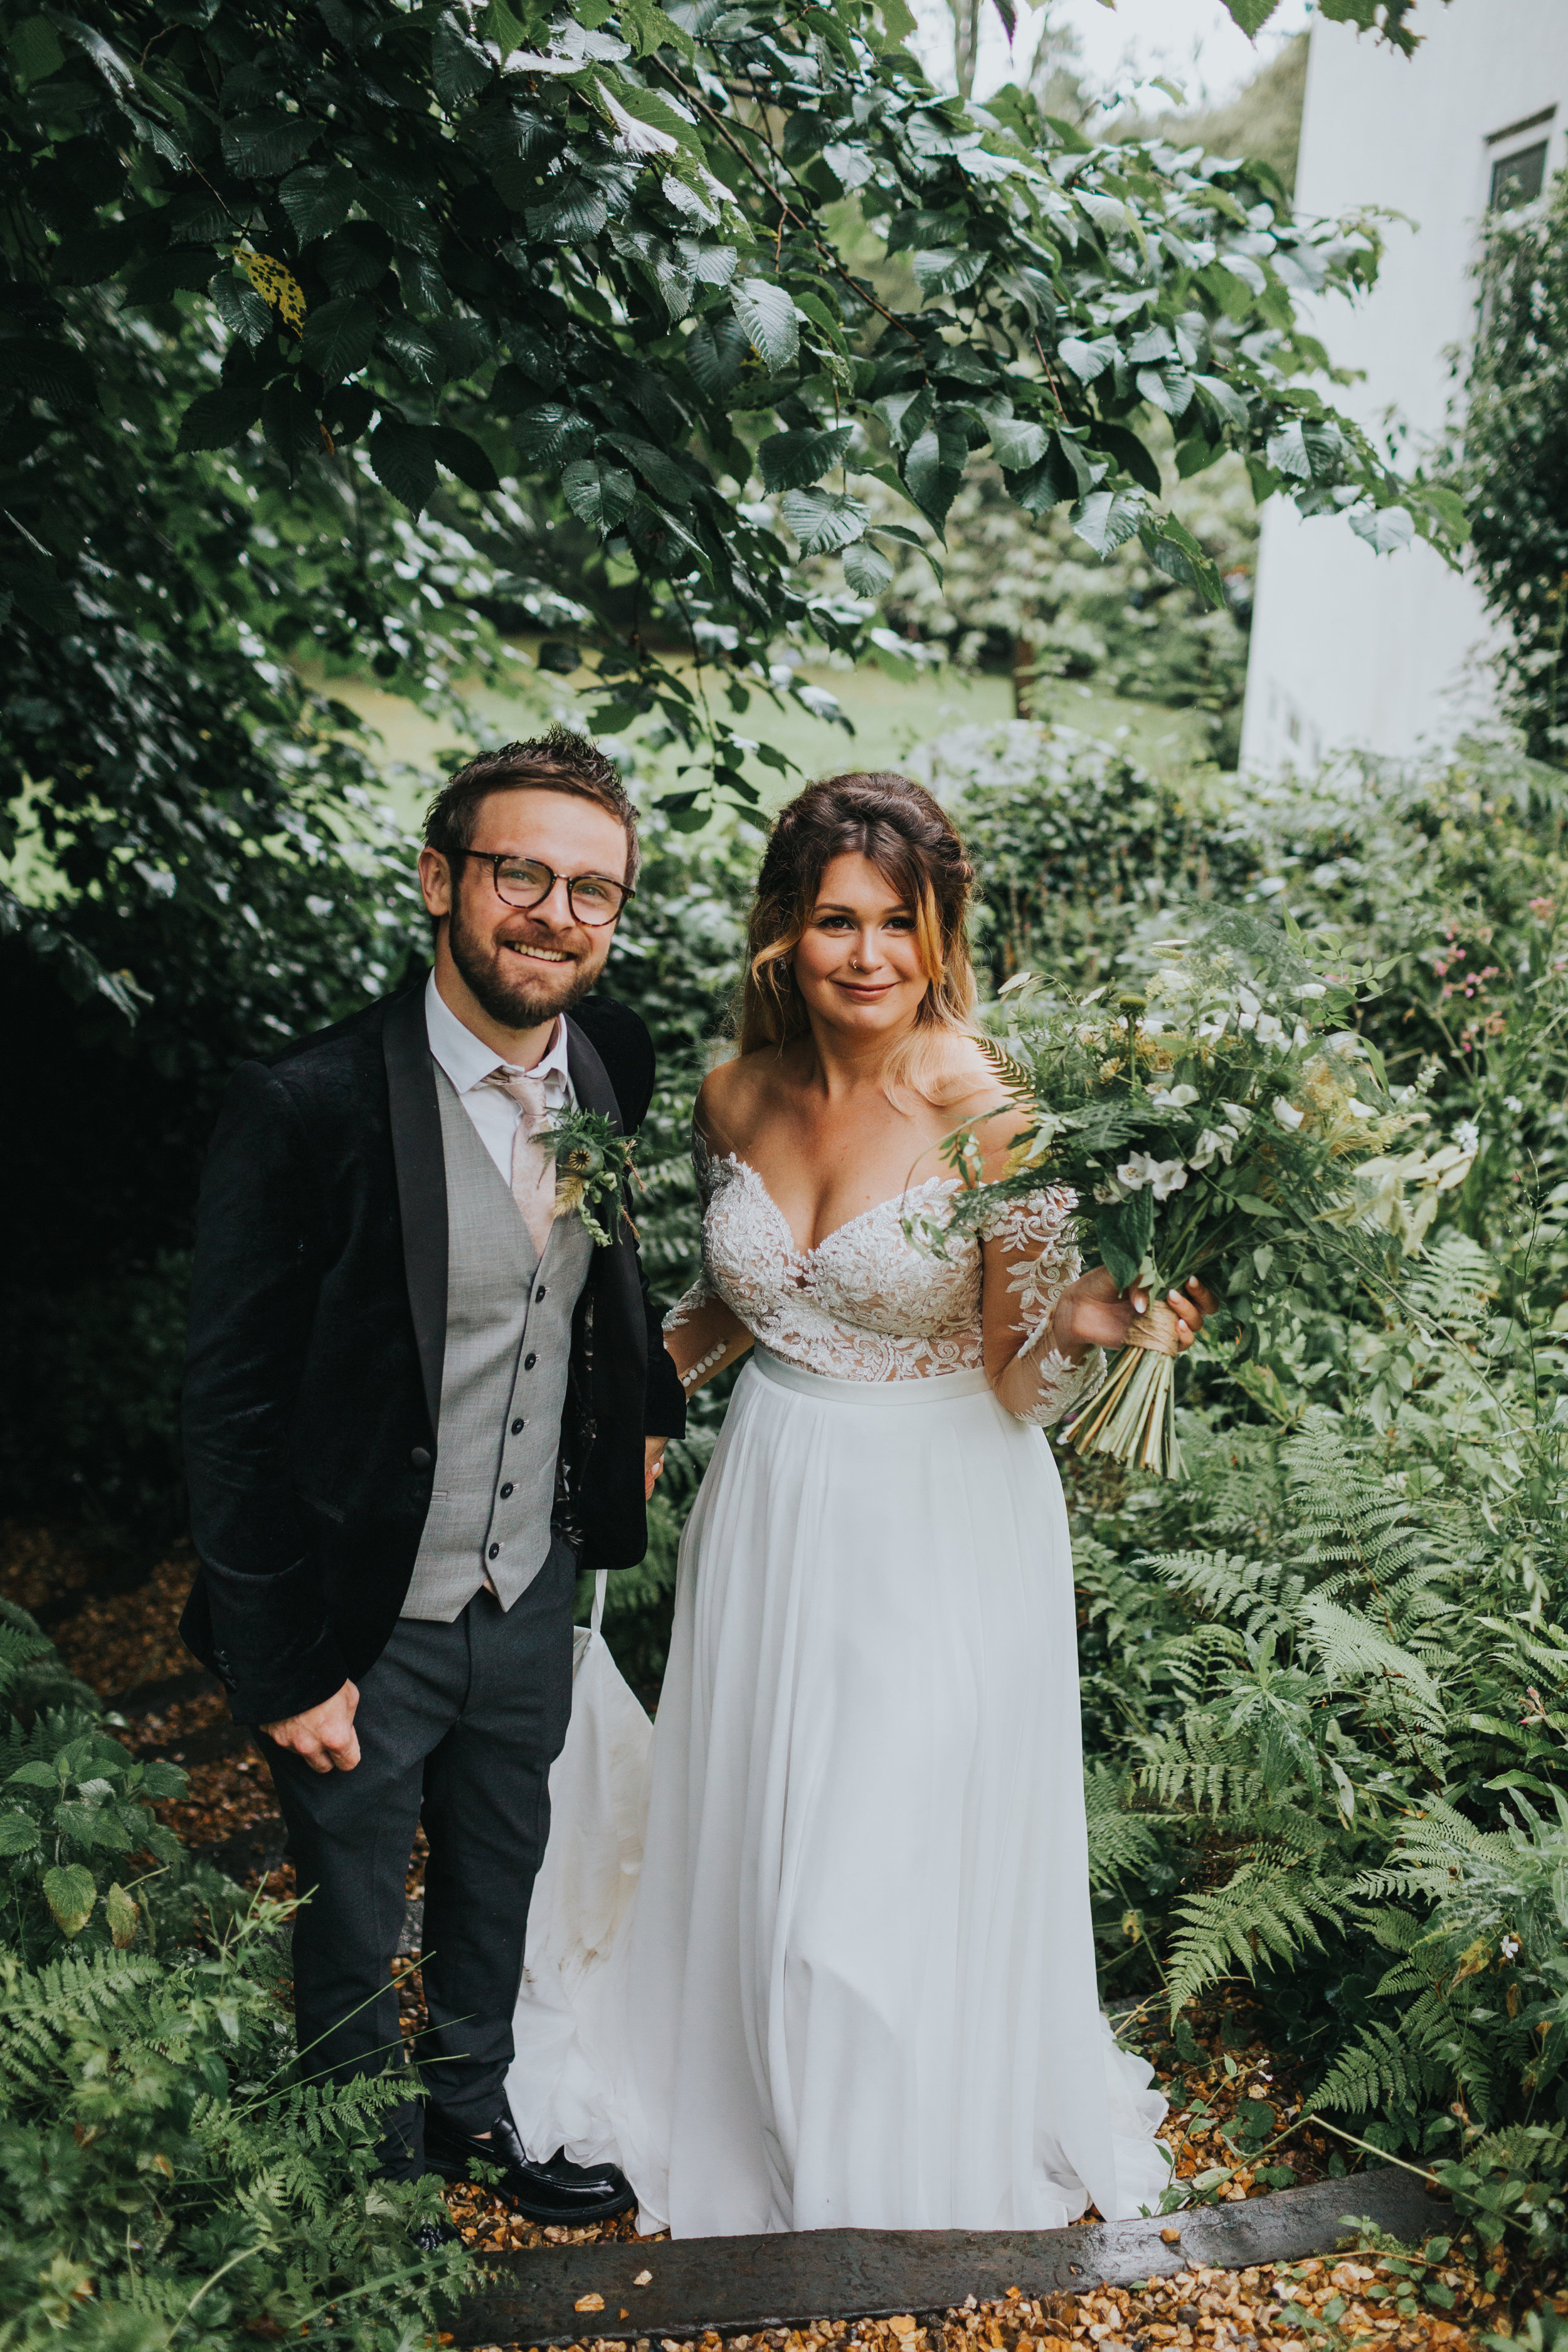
[1239,2,1568,776]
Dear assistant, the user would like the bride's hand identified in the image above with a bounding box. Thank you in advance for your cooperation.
[645,1436,667,1500]
[1050,1268,1218,1360]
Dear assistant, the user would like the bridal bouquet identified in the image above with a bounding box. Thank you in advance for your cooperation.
[926,909,1475,1478]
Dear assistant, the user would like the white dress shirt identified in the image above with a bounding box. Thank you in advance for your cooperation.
[423,972,575,1183]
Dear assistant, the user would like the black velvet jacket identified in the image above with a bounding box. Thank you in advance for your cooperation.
[179,983,686,1725]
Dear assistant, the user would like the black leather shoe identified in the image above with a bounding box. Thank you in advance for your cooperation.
[424,2101,635,2224]
[411,2215,464,2254]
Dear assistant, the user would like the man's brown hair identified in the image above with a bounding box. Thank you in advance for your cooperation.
[423,727,640,887]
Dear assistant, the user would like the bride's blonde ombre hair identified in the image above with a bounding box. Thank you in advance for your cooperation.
[736,771,979,1102]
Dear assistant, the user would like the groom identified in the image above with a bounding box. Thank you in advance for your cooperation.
[180,728,684,2220]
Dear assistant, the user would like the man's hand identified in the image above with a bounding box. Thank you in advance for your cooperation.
[1052,1269,1218,1360]
[644,1436,668,1500]
[262,1679,361,1774]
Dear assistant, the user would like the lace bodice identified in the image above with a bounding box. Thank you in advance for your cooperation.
[664,1137,1103,1428]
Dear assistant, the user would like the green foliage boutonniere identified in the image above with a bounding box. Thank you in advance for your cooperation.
[539,1106,637,1247]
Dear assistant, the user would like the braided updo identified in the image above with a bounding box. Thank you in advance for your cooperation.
[735,771,979,1100]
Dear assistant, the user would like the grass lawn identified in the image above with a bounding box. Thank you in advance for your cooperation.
[312,640,1221,836]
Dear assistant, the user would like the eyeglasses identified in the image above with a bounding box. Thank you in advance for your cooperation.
[453,851,632,928]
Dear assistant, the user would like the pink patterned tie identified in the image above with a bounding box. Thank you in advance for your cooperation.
[482,1067,556,1259]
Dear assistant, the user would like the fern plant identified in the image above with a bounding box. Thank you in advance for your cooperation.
[0,1606,469,2351]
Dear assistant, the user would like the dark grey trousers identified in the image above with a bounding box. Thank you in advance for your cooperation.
[263,1540,576,2171]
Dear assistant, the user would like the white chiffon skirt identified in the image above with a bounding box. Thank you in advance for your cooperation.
[506,1349,1169,2237]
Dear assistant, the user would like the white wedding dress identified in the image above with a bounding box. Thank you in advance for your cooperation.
[506,1145,1170,2237]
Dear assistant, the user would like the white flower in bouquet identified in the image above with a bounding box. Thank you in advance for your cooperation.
[930,908,1436,1480]
[1116,1153,1189,1201]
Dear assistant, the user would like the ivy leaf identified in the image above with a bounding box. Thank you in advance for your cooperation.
[1071,487,1147,557]
[43,1863,96,1938]
[302,295,378,386]
[758,425,854,492]
[561,456,637,530]
[732,279,798,373]
[370,418,440,514]
[843,539,893,596]
[430,425,500,491]
[780,487,868,554]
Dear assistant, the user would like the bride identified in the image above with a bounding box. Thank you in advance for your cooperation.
[506,770,1213,2237]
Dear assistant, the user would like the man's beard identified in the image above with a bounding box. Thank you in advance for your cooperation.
[447,893,601,1030]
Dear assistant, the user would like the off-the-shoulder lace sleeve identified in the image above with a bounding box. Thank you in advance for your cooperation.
[661,1126,744,1394]
[979,1187,1105,1430]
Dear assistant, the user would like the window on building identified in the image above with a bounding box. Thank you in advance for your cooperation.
[1490,140,1549,211]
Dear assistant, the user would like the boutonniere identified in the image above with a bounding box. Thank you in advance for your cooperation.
[538,1106,637,1246]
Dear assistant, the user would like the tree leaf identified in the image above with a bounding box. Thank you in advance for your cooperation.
[780,487,868,554]
[280,163,356,245]
[430,425,500,491]
[1349,505,1414,555]
[843,539,893,596]
[912,246,988,300]
[301,295,378,386]
[1057,334,1116,384]
[175,383,262,453]
[433,11,494,107]
[988,416,1047,471]
[560,457,635,531]
[370,419,440,514]
[904,425,965,531]
[221,110,319,179]
[758,425,854,492]
[43,1863,96,1938]
[8,1761,61,1788]
[1096,423,1163,496]
[516,403,595,464]
[105,1881,140,1949]
[526,171,610,243]
[1071,486,1147,558]
[732,279,798,373]
[0,339,97,408]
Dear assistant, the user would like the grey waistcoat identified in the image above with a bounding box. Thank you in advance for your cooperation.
[401,1064,593,1622]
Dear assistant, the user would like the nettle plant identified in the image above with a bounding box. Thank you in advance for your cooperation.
[0,1614,186,1960]
[6,0,1466,825]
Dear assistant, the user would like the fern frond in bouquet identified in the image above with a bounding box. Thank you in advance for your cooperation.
[926,907,1476,1479]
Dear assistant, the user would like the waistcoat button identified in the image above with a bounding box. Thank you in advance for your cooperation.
[536,1286,546,1301]
[410,1445,432,1471]
[524,1352,537,1370]
[487,1543,500,1560]
[511,1417,525,1434]
[499,1482,514,1498]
